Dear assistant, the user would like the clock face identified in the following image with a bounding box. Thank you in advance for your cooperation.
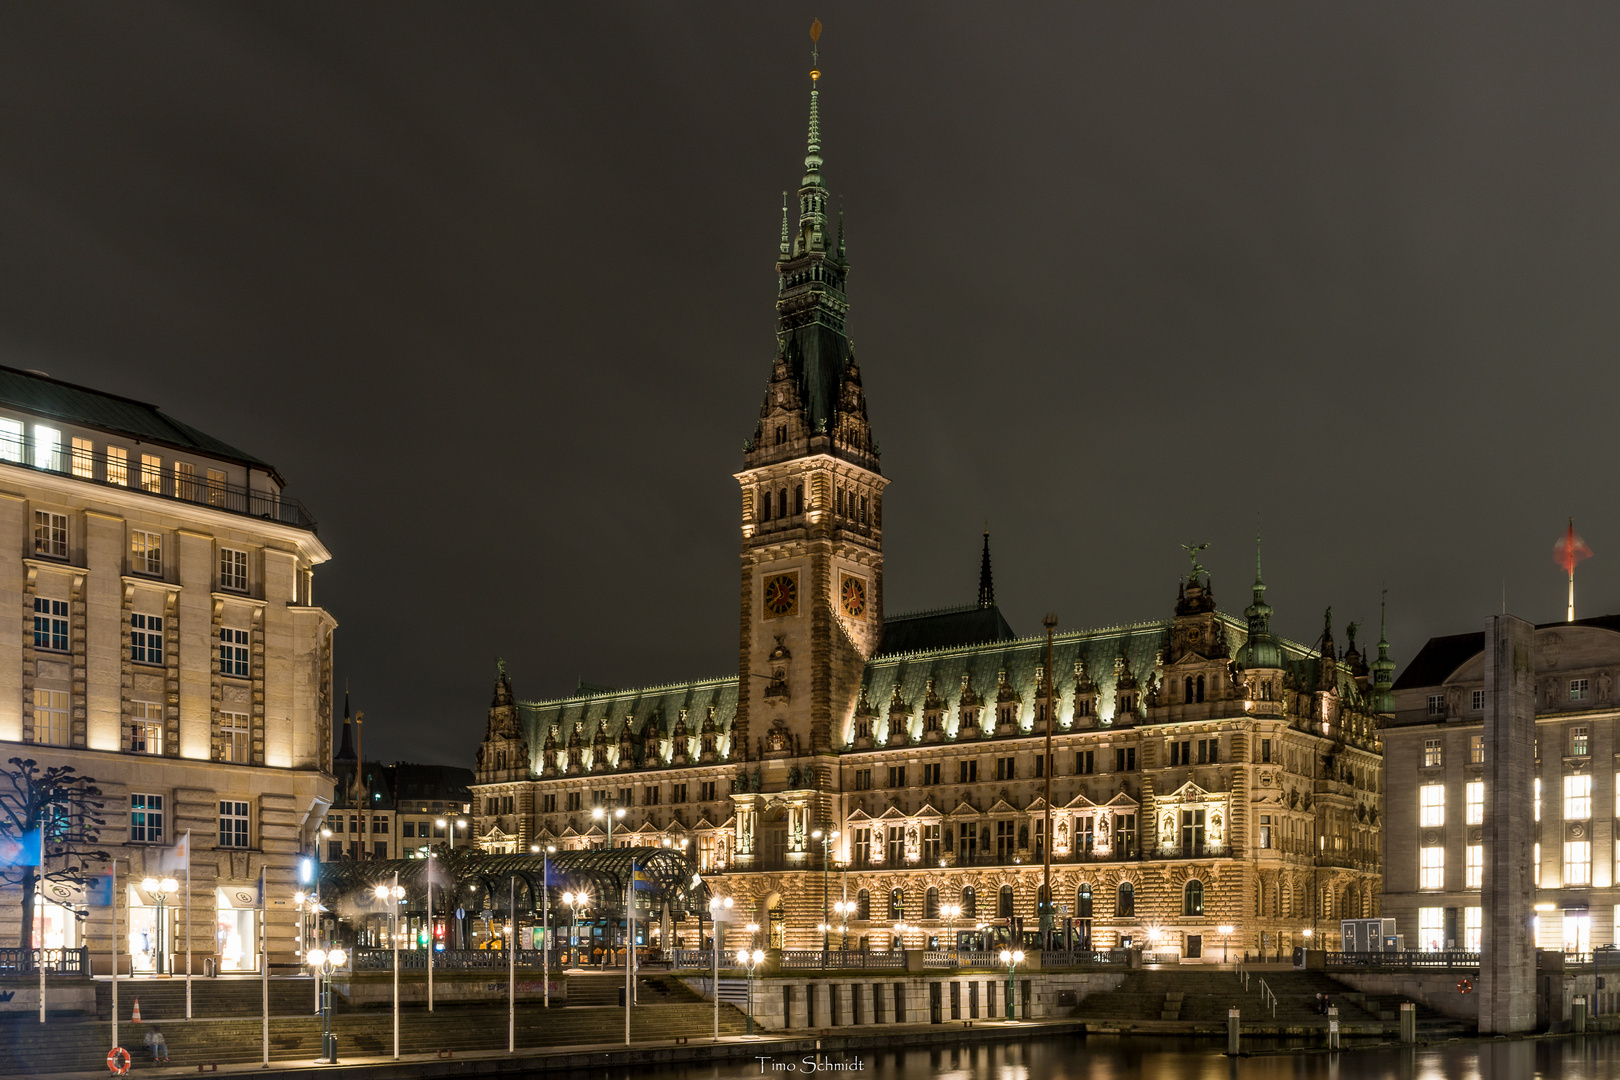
[763,573,798,618]
[840,575,867,619]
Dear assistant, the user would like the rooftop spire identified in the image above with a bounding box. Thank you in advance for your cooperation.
[978,527,995,609]
[779,193,790,258]
[1370,589,1396,712]
[336,687,355,761]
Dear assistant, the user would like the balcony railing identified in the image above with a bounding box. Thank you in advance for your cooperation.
[0,947,90,974]
[1326,950,1479,969]
[0,433,316,532]
[350,948,553,971]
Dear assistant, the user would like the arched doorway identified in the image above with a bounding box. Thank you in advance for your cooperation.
[764,891,786,950]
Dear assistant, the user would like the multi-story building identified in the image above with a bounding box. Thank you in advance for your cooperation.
[0,365,335,972]
[1385,614,1620,955]
[470,60,1386,962]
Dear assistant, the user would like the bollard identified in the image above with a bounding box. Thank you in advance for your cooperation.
[1227,1007,1240,1056]
[1399,1002,1416,1044]
[1327,1005,1339,1050]
[1573,995,1588,1034]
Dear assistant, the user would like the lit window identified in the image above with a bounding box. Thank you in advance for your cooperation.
[32,688,69,746]
[1570,726,1590,756]
[1466,781,1483,825]
[1564,774,1592,820]
[1534,842,1541,886]
[0,417,22,462]
[1466,844,1482,889]
[1469,734,1484,764]
[140,453,162,492]
[174,461,199,501]
[205,469,228,506]
[32,597,68,652]
[1535,778,1541,821]
[1464,907,1481,951]
[32,425,62,471]
[1419,784,1445,827]
[1565,840,1592,886]
[106,446,128,486]
[130,613,164,665]
[1420,847,1444,890]
[124,701,162,755]
[1472,690,1484,711]
[1427,695,1445,717]
[219,627,249,678]
[130,530,162,575]
[33,510,67,558]
[130,793,165,843]
[221,548,248,592]
[1570,679,1590,702]
[1259,814,1272,849]
[219,801,250,848]
[1418,907,1444,951]
[70,438,93,478]
[1423,739,1442,767]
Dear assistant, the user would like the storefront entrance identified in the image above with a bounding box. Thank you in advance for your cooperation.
[216,887,260,972]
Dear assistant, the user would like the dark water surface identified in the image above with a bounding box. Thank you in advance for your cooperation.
[554,1033,1620,1080]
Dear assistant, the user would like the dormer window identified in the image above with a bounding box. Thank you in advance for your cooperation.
[0,418,22,462]
[775,424,786,446]
[33,426,62,471]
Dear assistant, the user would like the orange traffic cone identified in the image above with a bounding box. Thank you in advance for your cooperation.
[131,997,142,1023]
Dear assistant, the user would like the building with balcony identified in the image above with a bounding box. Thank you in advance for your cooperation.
[1384,615,1620,957]
[469,58,1386,963]
[0,365,335,972]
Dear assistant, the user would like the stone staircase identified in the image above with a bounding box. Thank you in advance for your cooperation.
[93,977,317,1020]
[1074,970,1407,1029]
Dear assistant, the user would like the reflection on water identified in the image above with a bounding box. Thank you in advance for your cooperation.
[554,1033,1620,1080]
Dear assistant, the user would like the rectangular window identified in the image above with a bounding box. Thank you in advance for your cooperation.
[174,461,199,501]
[673,783,688,803]
[1259,814,1272,849]
[70,437,93,478]
[1564,773,1592,821]
[1115,814,1136,858]
[922,823,941,862]
[1470,734,1485,764]
[644,785,661,806]
[1423,739,1442,767]
[1427,695,1445,717]
[1464,907,1482,951]
[1034,754,1045,778]
[700,780,717,802]
[541,794,556,813]
[106,446,128,486]
[130,530,162,575]
[1565,840,1592,885]
[1466,844,1483,889]
[566,791,581,811]
[1419,847,1444,890]
[130,793,165,843]
[130,612,164,665]
[33,425,62,471]
[33,688,69,746]
[1260,738,1271,764]
[1571,726,1590,756]
[888,827,905,864]
[1076,750,1094,775]
[220,548,248,592]
[220,711,249,763]
[33,510,67,558]
[853,828,871,865]
[205,468,228,506]
[996,757,1014,781]
[219,627,249,677]
[1535,842,1541,886]
[1466,780,1484,825]
[1472,689,1485,711]
[1419,784,1445,827]
[1570,679,1590,702]
[1535,777,1542,822]
[1169,740,1192,766]
[219,801,250,848]
[139,453,162,493]
[888,765,907,788]
[402,821,416,838]
[125,701,162,755]
[1115,747,1136,772]
[855,768,872,790]
[1418,908,1444,951]
[958,759,978,783]
[0,417,22,461]
[32,597,68,651]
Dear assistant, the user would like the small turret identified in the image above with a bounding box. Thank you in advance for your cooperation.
[1370,591,1396,714]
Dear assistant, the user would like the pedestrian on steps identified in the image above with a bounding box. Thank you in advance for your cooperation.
[145,1027,170,1063]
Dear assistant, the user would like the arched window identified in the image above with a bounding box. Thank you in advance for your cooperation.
[998,885,1015,918]
[794,484,804,515]
[1184,677,1194,703]
[1196,675,1205,703]
[925,887,939,920]
[890,888,905,920]
[778,489,788,518]
[1117,882,1135,917]
[961,886,976,918]
[760,489,771,522]
[1076,883,1093,919]
[1184,880,1204,917]
[856,889,870,921]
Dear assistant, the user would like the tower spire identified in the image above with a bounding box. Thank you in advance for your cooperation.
[978,528,995,609]
[1370,588,1396,713]
[336,686,355,762]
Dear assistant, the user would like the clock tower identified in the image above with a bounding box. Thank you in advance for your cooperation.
[734,56,884,783]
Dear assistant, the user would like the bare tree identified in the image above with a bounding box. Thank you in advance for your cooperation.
[0,757,109,952]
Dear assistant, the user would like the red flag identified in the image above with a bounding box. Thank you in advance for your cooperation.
[1554,519,1593,574]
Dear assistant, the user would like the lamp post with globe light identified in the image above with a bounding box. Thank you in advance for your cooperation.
[737,947,765,1037]
[1218,925,1234,965]
[999,948,1025,1021]
[708,895,733,1041]
[832,900,853,952]
[307,946,348,1062]
[373,877,405,1058]
[140,877,179,975]
[591,805,626,849]
[435,816,468,850]
[562,891,589,968]
[942,903,963,955]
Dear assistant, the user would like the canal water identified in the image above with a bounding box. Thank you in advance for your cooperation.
[555,1033,1620,1080]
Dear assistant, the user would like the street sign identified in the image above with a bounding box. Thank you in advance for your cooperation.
[456,907,465,920]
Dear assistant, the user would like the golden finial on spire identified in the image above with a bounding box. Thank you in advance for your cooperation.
[810,17,822,81]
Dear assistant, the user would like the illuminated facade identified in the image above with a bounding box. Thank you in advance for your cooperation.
[471,60,1385,962]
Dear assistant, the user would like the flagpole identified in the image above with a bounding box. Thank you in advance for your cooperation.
[542,853,550,1010]
[624,863,632,1046]
[112,862,119,1055]
[507,876,515,1054]
[427,854,434,1012]
[39,811,48,1024]
[185,830,192,1021]
[391,870,399,1060]
[260,869,268,1068]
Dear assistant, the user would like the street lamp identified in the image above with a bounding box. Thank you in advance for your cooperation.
[745,921,760,951]
[374,877,406,1059]
[708,895,733,1041]
[140,877,179,975]
[591,805,626,849]
[435,817,469,850]
[810,828,839,962]
[998,949,1025,1021]
[893,921,911,952]
[1218,925,1234,965]
[737,947,766,1037]
[307,946,348,1062]
[942,903,963,954]
[831,900,853,952]
[562,891,590,968]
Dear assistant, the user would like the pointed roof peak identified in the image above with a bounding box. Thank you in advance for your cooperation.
[978,528,995,609]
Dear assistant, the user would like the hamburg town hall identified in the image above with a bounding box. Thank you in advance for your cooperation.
[470,57,1388,964]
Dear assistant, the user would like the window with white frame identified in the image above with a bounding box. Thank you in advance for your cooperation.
[124,701,162,755]
[1465,907,1482,951]
[1420,846,1444,890]
[1418,907,1444,950]
[1565,840,1592,886]
[220,712,249,763]
[1470,734,1484,764]
[1423,739,1442,767]
[1570,726,1590,756]
[32,688,68,746]
[1427,695,1445,717]
[205,469,227,506]
[32,425,62,471]
[1565,774,1592,821]
[1466,844,1483,889]
[0,417,22,461]
[174,461,198,501]
[130,793,164,843]
[1466,780,1484,825]
[139,454,162,493]
[130,613,163,665]
[32,597,68,652]
[1472,689,1485,711]
[219,627,249,677]
[130,530,162,575]
[1420,784,1445,827]
[70,437,93,478]
[106,446,128,486]
[220,548,248,592]
[219,801,250,848]
[33,510,66,558]
[1570,678,1590,702]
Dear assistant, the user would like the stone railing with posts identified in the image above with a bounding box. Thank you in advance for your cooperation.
[0,947,90,974]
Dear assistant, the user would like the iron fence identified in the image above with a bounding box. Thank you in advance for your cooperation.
[0,947,89,974]
[1326,950,1480,969]
[350,948,552,971]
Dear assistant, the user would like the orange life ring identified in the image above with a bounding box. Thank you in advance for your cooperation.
[108,1047,131,1075]
[1458,978,1473,994]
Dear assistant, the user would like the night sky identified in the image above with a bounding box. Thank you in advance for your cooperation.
[1,5,1618,767]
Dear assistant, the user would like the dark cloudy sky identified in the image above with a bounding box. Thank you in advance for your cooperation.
[1,4,1618,766]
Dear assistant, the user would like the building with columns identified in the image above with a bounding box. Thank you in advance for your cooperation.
[470,60,1386,962]
[0,365,335,972]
